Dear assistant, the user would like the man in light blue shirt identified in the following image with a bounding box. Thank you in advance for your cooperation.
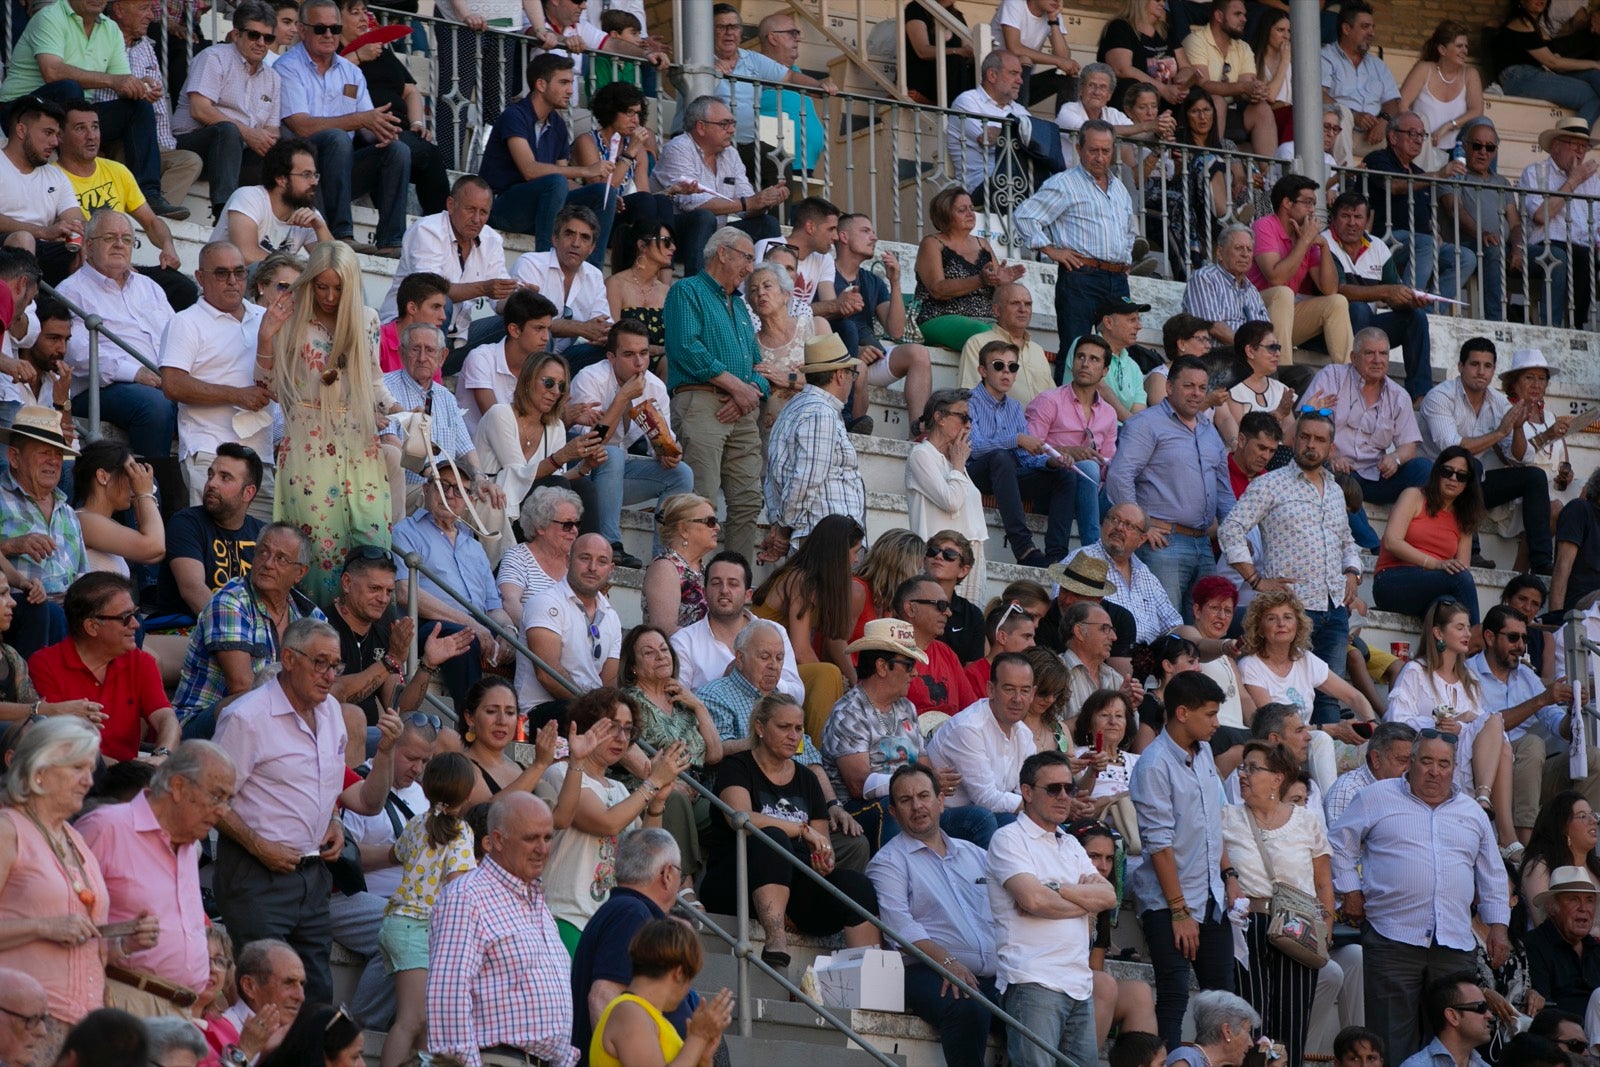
[275,0,409,252]
[1106,355,1231,620]
[1129,670,1240,1049]
[867,764,1000,1067]
[710,6,833,183]
[1329,734,1511,1063]
[392,464,510,708]
[1395,974,1494,1067]
[1015,119,1135,354]
[1467,605,1584,838]
[1319,0,1399,161]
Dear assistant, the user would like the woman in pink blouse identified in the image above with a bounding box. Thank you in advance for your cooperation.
[0,718,114,1063]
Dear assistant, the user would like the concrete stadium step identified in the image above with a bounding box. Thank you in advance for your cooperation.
[725,1032,908,1067]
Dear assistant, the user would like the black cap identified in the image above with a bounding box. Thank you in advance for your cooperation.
[1094,295,1152,321]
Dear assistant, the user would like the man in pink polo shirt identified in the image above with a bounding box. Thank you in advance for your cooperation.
[78,740,237,1016]
[1248,173,1353,364]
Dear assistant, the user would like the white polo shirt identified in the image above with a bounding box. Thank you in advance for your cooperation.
[509,250,608,355]
[453,339,521,439]
[985,814,1098,998]
[159,298,273,461]
[380,210,509,342]
[516,578,622,709]
[568,361,670,452]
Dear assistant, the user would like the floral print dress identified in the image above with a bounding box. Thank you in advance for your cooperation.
[275,307,392,608]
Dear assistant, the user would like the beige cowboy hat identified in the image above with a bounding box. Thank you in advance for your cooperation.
[1533,865,1599,911]
[0,405,79,456]
[846,618,928,664]
[1538,116,1600,152]
[1046,552,1117,598]
[801,333,861,374]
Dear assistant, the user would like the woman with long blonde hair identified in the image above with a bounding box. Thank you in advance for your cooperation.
[257,241,390,607]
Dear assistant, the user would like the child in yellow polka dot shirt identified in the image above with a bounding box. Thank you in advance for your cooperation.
[377,751,478,1067]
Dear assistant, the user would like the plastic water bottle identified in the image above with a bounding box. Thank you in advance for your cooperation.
[1451,141,1466,166]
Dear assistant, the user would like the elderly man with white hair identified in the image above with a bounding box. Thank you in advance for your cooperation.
[55,208,182,485]
[78,740,237,1017]
[1523,865,1600,1028]
[661,226,769,564]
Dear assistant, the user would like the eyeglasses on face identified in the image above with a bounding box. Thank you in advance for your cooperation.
[685,515,721,528]
[552,518,581,531]
[90,234,136,246]
[1257,342,1284,353]
[1557,1040,1591,1054]
[287,647,343,676]
[241,27,276,42]
[539,376,567,392]
[989,361,1020,373]
[1449,1000,1492,1016]
[936,408,972,424]
[290,169,320,181]
[303,21,341,33]
[1467,141,1498,152]
[1439,466,1472,483]
[0,1005,48,1029]
[888,657,918,672]
[205,267,248,280]
[909,597,952,613]
[1035,781,1075,797]
[926,546,963,563]
[646,234,676,247]
[93,609,140,626]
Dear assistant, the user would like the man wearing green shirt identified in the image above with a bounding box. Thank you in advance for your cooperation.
[0,0,168,210]
[1094,295,1156,422]
[662,226,768,564]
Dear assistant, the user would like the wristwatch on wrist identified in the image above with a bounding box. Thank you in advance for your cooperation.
[223,1046,249,1067]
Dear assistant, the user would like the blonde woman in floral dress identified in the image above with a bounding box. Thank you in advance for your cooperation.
[258,241,391,607]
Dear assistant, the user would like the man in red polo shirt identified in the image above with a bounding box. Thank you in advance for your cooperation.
[30,572,180,762]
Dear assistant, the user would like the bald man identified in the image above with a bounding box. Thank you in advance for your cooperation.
[959,283,1056,407]
[0,968,48,1067]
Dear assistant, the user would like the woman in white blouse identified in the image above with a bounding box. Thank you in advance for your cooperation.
[1220,739,1335,1067]
[905,388,988,602]
[1385,597,1518,851]
[474,352,602,542]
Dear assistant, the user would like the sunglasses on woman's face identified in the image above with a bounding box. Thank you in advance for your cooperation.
[539,376,567,392]
[1439,466,1472,483]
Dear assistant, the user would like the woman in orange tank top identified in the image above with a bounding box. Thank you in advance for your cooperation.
[1372,446,1484,623]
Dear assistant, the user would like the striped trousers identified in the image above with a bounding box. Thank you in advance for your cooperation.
[1235,912,1318,1067]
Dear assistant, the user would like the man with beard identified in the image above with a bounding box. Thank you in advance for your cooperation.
[160,240,275,517]
[0,97,85,286]
[145,442,266,626]
[210,136,331,263]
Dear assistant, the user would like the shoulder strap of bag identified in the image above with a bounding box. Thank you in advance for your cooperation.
[1245,807,1282,885]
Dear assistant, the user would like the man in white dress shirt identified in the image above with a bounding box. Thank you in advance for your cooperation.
[987,747,1118,1067]
[57,208,182,498]
[379,175,516,374]
[159,240,275,511]
[948,50,1034,193]
[510,204,612,373]
[670,551,805,700]
[655,95,786,274]
[925,652,1038,826]
[569,319,692,569]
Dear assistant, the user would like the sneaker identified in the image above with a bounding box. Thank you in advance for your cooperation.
[337,236,376,255]
[370,246,402,259]
[1015,549,1051,568]
[1471,554,1498,570]
[148,196,189,220]
[610,543,644,569]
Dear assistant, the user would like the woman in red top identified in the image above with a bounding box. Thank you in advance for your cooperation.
[1373,445,1484,622]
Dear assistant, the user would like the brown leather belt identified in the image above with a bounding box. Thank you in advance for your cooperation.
[1070,258,1131,274]
[105,964,199,1008]
[1153,520,1207,538]
[670,383,729,398]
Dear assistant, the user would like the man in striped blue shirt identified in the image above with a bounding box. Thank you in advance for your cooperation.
[1329,732,1511,1063]
[1015,120,1136,369]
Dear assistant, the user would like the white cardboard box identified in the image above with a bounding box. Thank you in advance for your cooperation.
[812,946,905,1012]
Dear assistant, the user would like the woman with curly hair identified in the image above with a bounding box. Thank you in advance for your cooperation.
[1519,790,1600,930]
[856,529,927,623]
[1237,590,1374,726]
[255,241,390,607]
[753,514,866,686]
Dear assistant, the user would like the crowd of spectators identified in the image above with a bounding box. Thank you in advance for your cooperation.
[5,3,1600,1067]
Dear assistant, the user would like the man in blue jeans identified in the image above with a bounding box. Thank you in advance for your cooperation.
[988,748,1118,1067]
[867,763,1001,1067]
[1129,671,1241,1048]
[1219,410,1365,723]
[568,319,693,569]
[478,52,615,266]
[1106,355,1232,622]
[275,0,410,255]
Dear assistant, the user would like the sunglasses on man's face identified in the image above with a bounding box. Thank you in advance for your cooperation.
[989,361,1020,374]
[926,546,962,562]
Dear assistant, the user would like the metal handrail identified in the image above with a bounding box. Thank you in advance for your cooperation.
[399,554,1076,1065]
[38,280,162,440]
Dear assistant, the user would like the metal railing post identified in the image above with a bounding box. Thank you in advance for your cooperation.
[406,568,420,672]
[734,819,752,1039]
[86,323,101,439]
